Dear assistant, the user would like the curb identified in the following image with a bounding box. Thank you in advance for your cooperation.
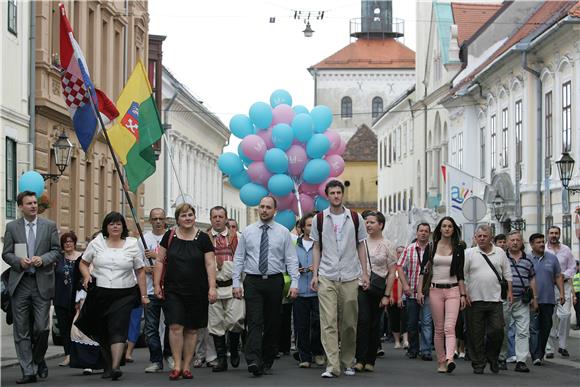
[1,351,65,369]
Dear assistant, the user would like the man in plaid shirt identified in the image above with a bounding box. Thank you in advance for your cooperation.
[389,223,433,360]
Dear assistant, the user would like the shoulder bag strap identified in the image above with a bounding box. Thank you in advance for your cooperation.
[479,252,503,283]
[316,212,324,251]
[350,210,359,244]
[511,256,527,286]
[365,239,372,272]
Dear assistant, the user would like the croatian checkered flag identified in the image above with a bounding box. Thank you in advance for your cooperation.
[59,3,118,152]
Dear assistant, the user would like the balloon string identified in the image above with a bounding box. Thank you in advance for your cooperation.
[293,181,303,219]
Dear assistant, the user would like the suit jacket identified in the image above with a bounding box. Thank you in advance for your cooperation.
[2,217,60,300]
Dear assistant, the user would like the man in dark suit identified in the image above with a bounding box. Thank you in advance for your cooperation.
[2,191,60,384]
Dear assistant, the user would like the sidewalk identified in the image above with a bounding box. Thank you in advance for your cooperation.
[1,336,64,369]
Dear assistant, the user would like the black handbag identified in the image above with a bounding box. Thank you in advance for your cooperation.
[480,253,508,300]
[365,241,387,296]
[421,242,434,296]
[1,269,12,325]
[512,262,533,304]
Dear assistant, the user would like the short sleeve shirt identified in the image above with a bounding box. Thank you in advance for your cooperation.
[531,251,561,305]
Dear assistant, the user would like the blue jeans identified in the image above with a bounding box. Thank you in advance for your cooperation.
[145,296,164,365]
[420,296,433,356]
[507,320,515,358]
[406,299,420,356]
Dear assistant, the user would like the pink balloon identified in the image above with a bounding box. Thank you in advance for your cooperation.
[326,154,345,177]
[247,162,272,186]
[286,144,308,177]
[325,130,341,154]
[318,177,336,198]
[292,194,314,215]
[256,126,274,149]
[328,136,346,156]
[271,104,295,126]
[299,182,319,196]
[241,134,267,161]
[275,193,296,211]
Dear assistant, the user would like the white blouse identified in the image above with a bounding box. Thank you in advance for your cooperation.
[82,234,144,289]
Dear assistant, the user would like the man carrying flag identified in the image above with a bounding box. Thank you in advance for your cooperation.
[59,3,118,152]
[107,61,164,192]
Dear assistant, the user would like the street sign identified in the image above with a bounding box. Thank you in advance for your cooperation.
[462,196,487,222]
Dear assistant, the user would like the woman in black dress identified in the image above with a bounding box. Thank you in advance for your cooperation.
[154,203,217,380]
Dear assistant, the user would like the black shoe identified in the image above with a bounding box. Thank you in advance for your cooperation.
[247,362,262,376]
[473,368,484,374]
[101,370,112,379]
[545,353,554,359]
[407,352,417,359]
[228,332,241,368]
[293,352,300,362]
[212,335,228,372]
[446,361,456,373]
[488,360,500,374]
[16,375,37,384]
[499,360,507,370]
[213,357,228,372]
[558,348,570,357]
[515,362,530,373]
[263,364,273,375]
[36,361,48,379]
[421,354,433,361]
[111,368,122,380]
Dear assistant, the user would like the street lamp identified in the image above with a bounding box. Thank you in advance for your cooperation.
[492,192,505,222]
[556,152,579,194]
[303,22,314,37]
[41,130,73,182]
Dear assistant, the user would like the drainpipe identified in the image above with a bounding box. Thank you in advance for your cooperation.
[519,47,542,233]
[163,91,178,214]
[28,1,36,169]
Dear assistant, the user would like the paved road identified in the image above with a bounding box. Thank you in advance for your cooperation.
[2,343,579,387]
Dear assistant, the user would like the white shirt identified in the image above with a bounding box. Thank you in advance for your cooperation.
[83,234,144,289]
[464,245,512,302]
[302,239,314,252]
[142,231,164,295]
[329,212,346,241]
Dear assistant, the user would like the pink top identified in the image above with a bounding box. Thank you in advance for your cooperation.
[431,254,457,284]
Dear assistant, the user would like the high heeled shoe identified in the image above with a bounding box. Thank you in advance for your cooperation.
[169,369,182,381]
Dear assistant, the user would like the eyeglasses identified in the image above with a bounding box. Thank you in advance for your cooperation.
[64,240,74,244]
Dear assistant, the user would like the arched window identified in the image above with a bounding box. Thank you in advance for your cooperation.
[341,97,352,118]
[372,97,383,118]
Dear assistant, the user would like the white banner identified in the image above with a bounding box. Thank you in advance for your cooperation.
[443,164,487,228]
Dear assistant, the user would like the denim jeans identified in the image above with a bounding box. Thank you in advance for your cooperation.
[406,299,420,356]
[530,303,555,361]
[420,296,433,356]
[145,295,164,365]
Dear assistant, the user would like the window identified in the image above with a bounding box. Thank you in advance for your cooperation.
[403,123,408,155]
[388,134,392,165]
[562,81,571,152]
[515,100,523,178]
[450,136,457,166]
[491,115,497,170]
[396,127,401,160]
[341,97,352,118]
[480,127,486,178]
[378,140,383,168]
[409,188,413,209]
[8,0,17,35]
[457,132,463,169]
[545,91,553,175]
[409,123,414,152]
[6,138,17,218]
[372,97,383,119]
[501,108,508,168]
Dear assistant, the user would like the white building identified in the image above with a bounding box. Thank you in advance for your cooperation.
[444,1,580,252]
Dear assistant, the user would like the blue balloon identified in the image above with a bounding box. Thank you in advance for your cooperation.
[275,210,296,231]
[229,114,254,139]
[267,174,294,196]
[218,152,244,176]
[315,196,330,211]
[239,183,268,206]
[291,113,314,143]
[270,89,293,108]
[229,170,251,189]
[293,105,310,115]
[310,105,333,133]
[272,123,294,151]
[306,133,331,159]
[303,159,330,184]
[264,148,289,174]
[18,171,45,198]
[249,102,273,129]
[238,144,254,166]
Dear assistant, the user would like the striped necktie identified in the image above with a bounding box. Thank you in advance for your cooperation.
[259,224,269,275]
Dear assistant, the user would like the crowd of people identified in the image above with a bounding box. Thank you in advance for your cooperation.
[2,184,579,384]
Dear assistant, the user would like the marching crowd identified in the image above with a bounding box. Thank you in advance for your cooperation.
[2,181,579,384]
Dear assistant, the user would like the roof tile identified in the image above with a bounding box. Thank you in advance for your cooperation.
[451,2,503,45]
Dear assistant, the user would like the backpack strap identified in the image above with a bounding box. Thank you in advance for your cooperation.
[350,209,359,244]
[316,212,324,251]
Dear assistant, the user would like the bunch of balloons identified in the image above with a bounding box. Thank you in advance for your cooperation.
[218,89,346,230]
[18,171,46,198]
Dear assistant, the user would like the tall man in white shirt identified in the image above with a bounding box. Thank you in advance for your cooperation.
[233,196,300,376]
[464,224,512,375]
[310,179,369,378]
[545,226,576,358]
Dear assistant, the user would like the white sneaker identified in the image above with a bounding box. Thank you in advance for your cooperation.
[144,362,163,373]
[459,352,466,359]
[321,371,336,378]
[506,356,517,363]
[166,356,175,369]
[82,368,93,375]
[532,358,542,366]
[344,368,356,376]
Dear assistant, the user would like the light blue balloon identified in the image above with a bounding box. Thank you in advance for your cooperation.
[238,144,253,166]
[229,114,254,139]
[303,159,330,184]
[239,183,268,206]
[275,210,296,231]
[218,152,244,176]
[310,105,333,133]
[267,174,294,196]
[264,148,289,174]
[306,133,331,159]
[229,170,251,189]
[291,113,314,143]
[18,171,45,198]
[249,102,273,129]
[293,105,309,115]
[270,89,293,108]
[272,123,294,151]
[314,196,330,211]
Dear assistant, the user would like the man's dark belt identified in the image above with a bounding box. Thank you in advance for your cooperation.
[216,279,233,288]
[431,282,458,289]
[245,273,283,280]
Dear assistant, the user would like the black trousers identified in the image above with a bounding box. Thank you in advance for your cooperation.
[277,303,292,354]
[530,303,555,361]
[54,305,74,355]
[355,288,383,365]
[243,274,284,369]
[293,297,323,363]
[465,301,504,370]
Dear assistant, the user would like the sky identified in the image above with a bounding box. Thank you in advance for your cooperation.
[149,0,417,151]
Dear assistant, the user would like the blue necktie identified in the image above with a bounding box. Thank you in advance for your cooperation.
[259,225,269,275]
[27,223,36,273]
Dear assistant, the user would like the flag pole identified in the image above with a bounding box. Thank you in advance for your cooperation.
[86,84,152,265]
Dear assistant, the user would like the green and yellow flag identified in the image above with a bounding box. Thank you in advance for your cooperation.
[108,60,163,192]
